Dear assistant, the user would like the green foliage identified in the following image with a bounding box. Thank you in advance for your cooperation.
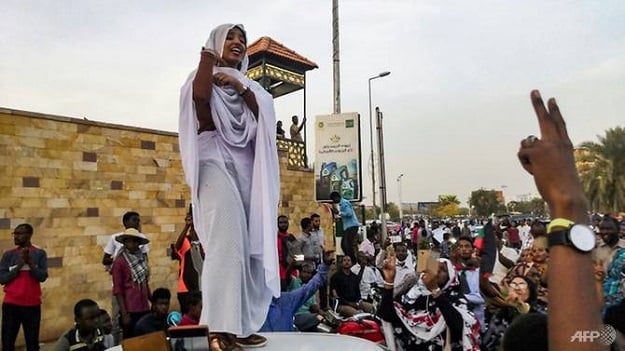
[363,203,400,221]
[431,202,460,217]
[438,194,461,205]
[418,240,431,250]
[387,202,400,221]
[364,205,381,221]
[507,198,547,216]
[577,126,625,213]
[469,189,506,217]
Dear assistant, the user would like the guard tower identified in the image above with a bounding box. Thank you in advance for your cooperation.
[246,37,318,169]
[246,36,318,98]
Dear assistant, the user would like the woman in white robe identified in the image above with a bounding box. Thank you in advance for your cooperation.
[178,24,280,348]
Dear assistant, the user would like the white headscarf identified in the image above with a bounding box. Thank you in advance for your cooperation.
[204,23,249,73]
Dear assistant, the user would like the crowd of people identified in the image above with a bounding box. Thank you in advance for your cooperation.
[1,21,622,351]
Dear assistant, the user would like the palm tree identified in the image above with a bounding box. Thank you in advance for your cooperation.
[576,126,625,213]
[438,194,460,205]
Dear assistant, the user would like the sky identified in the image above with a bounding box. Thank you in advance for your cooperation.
[2,0,624,207]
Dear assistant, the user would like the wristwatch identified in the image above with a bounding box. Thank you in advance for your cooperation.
[548,224,595,252]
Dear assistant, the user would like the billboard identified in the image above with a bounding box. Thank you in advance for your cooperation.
[314,113,362,202]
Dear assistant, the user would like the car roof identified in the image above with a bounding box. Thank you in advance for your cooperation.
[259,332,385,350]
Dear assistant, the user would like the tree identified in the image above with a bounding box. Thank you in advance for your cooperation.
[364,205,381,221]
[469,189,505,217]
[438,194,460,205]
[507,198,547,217]
[577,126,625,213]
[432,203,460,217]
[431,194,461,217]
[386,202,400,221]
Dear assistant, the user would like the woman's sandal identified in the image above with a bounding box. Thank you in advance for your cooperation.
[235,334,268,348]
[210,333,243,351]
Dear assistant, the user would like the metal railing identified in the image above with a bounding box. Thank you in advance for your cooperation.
[277,138,307,169]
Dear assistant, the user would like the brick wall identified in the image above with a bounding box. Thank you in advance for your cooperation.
[0,108,333,344]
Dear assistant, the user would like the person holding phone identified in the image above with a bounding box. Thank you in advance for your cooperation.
[378,254,480,350]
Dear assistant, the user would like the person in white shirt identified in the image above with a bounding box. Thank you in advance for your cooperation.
[519,219,532,249]
[489,231,521,285]
[350,252,384,301]
[358,230,376,257]
[375,243,417,296]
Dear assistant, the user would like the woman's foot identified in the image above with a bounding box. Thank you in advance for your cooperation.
[210,333,243,351]
[235,334,268,348]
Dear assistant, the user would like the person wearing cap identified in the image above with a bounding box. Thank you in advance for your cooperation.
[100,211,148,344]
[111,228,151,339]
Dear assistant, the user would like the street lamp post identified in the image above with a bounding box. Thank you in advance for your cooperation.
[397,174,404,221]
[367,71,390,221]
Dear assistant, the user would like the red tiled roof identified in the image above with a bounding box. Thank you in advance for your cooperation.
[247,36,318,69]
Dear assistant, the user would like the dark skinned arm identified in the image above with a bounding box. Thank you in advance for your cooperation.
[174,215,192,251]
[518,90,606,351]
[499,252,516,269]
[102,253,113,266]
[193,51,217,132]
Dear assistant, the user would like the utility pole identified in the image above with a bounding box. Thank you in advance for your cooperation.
[332,0,341,113]
[376,107,388,242]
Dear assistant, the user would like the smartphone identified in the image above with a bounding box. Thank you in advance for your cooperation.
[390,235,402,244]
[294,254,305,262]
[169,325,211,351]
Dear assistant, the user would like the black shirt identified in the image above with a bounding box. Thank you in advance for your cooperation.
[330,270,361,305]
[134,313,167,336]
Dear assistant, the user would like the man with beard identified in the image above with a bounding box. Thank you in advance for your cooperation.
[375,241,416,296]
[0,223,48,351]
[453,236,485,330]
[593,216,625,273]
[330,255,374,317]
[392,243,416,297]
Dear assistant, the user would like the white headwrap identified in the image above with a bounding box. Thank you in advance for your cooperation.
[204,24,250,73]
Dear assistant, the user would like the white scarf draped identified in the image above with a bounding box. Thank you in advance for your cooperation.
[178,23,280,334]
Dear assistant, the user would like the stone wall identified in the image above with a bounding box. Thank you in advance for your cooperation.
[0,108,333,344]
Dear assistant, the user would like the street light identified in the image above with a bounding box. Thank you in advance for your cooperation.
[368,71,390,221]
[397,174,404,222]
[397,173,404,224]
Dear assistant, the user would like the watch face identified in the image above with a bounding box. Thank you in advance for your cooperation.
[570,225,595,252]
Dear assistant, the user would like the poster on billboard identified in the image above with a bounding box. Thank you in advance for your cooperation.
[314,113,362,202]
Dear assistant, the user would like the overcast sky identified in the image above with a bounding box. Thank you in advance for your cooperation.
[2,0,624,207]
